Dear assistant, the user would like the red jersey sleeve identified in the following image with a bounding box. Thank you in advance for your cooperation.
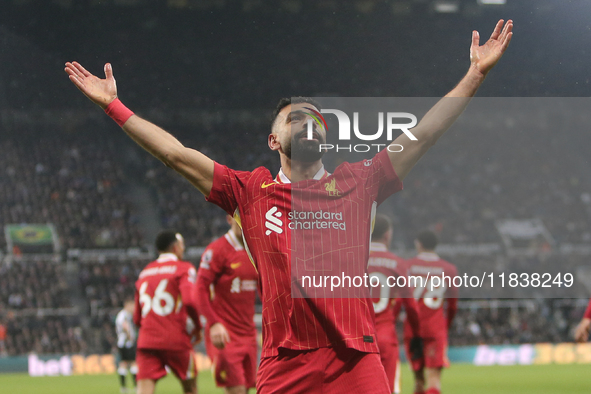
[393,261,413,299]
[133,289,141,327]
[402,296,421,337]
[179,264,200,330]
[584,298,591,319]
[446,265,460,299]
[446,264,458,329]
[372,149,403,205]
[196,244,225,326]
[206,163,252,215]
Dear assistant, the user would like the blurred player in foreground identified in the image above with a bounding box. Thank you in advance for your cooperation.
[404,231,458,394]
[368,214,422,394]
[133,231,201,394]
[197,215,259,394]
[115,298,138,393]
[65,19,512,394]
[574,298,591,342]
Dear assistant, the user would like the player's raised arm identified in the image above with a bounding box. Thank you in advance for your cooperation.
[179,266,201,330]
[388,19,513,180]
[64,61,214,195]
[575,298,591,342]
[196,273,231,349]
[402,297,421,338]
[133,290,141,327]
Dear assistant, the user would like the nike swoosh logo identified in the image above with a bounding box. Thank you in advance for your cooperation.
[230,263,241,269]
[261,182,276,189]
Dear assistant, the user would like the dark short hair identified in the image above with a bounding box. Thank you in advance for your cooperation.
[271,97,322,129]
[155,230,180,252]
[372,214,392,240]
[416,230,438,251]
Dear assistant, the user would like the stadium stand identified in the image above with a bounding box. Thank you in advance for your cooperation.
[449,299,588,347]
[1,1,591,358]
[2,315,86,357]
[0,259,70,310]
[0,133,144,250]
[1,111,590,355]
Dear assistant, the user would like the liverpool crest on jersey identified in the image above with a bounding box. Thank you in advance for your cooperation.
[324,178,340,197]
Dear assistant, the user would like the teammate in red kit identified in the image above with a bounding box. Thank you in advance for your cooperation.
[368,214,422,394]
[65,19,512,393]
[196,215,258,394]
[133,231,201,394]
[403,230,458,394]
[574,298,591,342]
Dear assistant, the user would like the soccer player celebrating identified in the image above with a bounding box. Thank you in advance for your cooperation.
[133,231,201,394]
[403,230,458,394]
[115,298,138,393]
[368,214,422,394]
[65,19,512,393]
[196,215,258,394]
[574,298,591,342]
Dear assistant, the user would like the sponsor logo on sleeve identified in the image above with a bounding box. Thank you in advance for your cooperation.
[188,267,197,283]
[200,249,213,269]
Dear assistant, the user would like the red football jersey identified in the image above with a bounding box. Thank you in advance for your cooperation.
[403,252,458,339]
[197,230,258,340]
[367,243,420,345]
[368,243,407,326]
[133,254,200,350]
[206,149,402,358]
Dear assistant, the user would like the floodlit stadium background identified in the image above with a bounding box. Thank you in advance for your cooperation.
[2,0,591,392]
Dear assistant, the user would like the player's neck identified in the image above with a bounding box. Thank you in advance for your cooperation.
[157,252,179,262]
[370,241,389,252]
[375,235,390,250]
[280,156,323,182]
[417,250,438,259]
[230,228,244,246]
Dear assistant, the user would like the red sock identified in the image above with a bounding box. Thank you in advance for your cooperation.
[425,389,441,394]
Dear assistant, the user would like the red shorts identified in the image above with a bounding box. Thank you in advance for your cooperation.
[136,348,197,381]
[206,337,257,388]
[376,323,401,393]
[256,347,390,394]
[404,337,449,371]
[377,340,400,393]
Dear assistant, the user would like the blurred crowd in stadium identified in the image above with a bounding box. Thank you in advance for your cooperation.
[1,1,591,360]
[0,115,590,357]
[0,135,143,250]
[2,113,590,252]
[1,114,591,357]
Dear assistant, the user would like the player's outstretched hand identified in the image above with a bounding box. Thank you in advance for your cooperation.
[470,19,513,76]
[210,322,231,349]
[574,318,591,343]
[64,62,117,109]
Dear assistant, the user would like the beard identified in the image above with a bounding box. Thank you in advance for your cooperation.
[284,128,326,162]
